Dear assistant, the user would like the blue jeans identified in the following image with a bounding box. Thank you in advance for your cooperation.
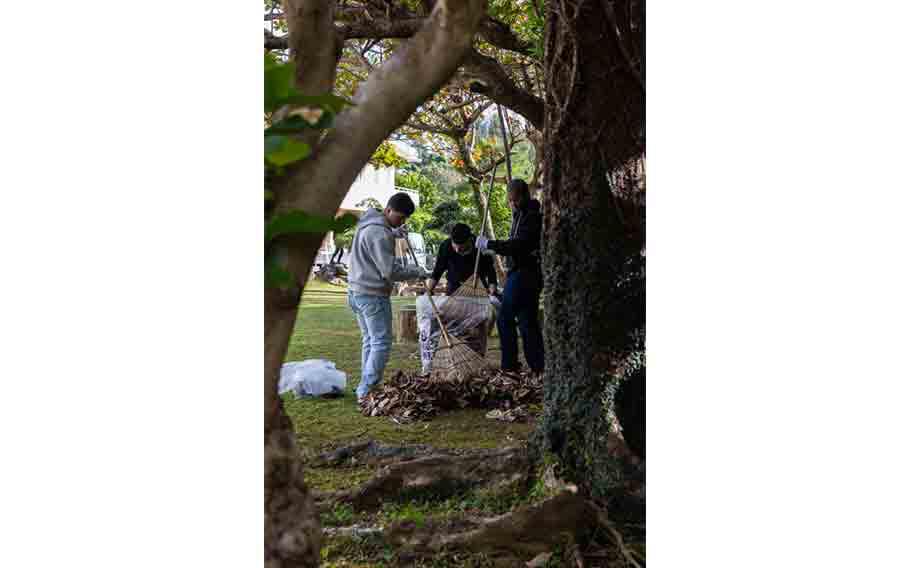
[348,291,393,399]
[497,271,545,373]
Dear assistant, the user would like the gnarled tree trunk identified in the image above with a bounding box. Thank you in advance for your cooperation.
[535,0,645,503]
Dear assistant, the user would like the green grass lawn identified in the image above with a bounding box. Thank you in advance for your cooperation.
[285,280,535,482]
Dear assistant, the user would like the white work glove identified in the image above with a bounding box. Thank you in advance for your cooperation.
[489,294,502,309]
[475,236,489,251]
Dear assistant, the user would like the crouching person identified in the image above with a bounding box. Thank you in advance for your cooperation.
[423,223,497,360]
[348,193,428,402]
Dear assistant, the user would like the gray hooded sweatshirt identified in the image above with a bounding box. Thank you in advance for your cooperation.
[348,208,420,297]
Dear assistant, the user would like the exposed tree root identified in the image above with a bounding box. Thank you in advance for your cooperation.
[595,507,642,568]
[436,491,596,556]
[308,439,459,469]
[322,492,598,566]
[320,490,644,567]
[312,442,645,566]
[325,446,530,511]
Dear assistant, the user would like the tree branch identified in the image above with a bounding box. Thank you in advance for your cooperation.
[269,9,536,56]
[274,0,341,160]
[479,18,534,56]
[461,50,544,130]
[263,10,544,129]
[437,97,486,114]
[405,120,464,139]
[466,100,493,128]
[336,17,424,39]
[600,0,645,91]
[276,0,487,218]
[264,29,289,51]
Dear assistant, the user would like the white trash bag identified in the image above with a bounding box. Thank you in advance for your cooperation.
[279,359,347,397]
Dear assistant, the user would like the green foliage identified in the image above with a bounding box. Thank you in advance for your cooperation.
[508,140,537,181]
[266,211,358,242]
[264,53,352,116]
[487,0,547,60]
[264,135,311,167]
[264,54,357,287]
[333,225,356,252]
[396,170,450,251]
[264,53,295,113]
[384,502,428,528]
[264,53,352,173]
[486,185,512,240]
[321,503,355,527]
[414,158,466,196]
[396,171,438,209]
[370,140,408,169]
[427,200,464,235]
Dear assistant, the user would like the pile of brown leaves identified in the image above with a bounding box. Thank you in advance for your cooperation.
[359,369,542,423]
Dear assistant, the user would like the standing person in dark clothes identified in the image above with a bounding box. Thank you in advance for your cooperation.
[425,223,497,297]
[475,179,545,375]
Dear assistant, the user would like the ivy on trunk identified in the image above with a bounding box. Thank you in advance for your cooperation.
[533,0,645,504]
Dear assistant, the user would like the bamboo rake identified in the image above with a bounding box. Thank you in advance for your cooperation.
[403,235,489,381]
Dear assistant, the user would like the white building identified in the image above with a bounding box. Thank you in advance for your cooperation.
[315,163,421,266]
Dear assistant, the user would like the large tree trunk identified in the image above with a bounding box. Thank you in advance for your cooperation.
[535,0,645,503]
[264,1,487,566]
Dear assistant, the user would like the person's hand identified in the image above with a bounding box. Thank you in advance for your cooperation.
[488,285,497,295]
[475,236,489,250]
[392,224,409,238]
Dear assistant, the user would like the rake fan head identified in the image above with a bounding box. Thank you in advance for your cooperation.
[450,275,490,298]
[430,338,490,382]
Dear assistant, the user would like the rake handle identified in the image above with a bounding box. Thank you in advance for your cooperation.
[473,162,498,291]
[426,292,453,349]
[402,232,453,348]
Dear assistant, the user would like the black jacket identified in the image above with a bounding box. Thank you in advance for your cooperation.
[488,199,542,280]
[431,238,498,295]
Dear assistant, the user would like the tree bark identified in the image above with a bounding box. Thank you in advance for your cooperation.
[460,50,545,130]
[535,0,645,502]
[265,1,487,566]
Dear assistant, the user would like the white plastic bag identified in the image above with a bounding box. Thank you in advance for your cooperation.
[279,359,347,397]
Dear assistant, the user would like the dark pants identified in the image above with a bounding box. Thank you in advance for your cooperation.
[497,271,545,373]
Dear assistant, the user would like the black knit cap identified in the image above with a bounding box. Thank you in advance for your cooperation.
[451,223,472,245]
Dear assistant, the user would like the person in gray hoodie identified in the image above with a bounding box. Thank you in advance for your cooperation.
[348,192,428,401]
